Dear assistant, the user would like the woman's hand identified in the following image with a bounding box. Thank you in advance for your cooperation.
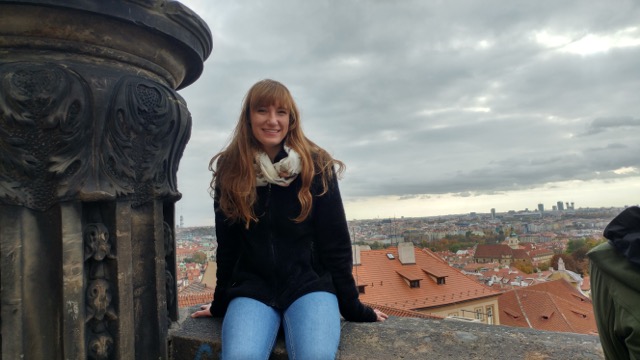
[191,303,213,318]
[374,309,388,322]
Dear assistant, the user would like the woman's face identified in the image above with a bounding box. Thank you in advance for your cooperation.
[250,104,290,159]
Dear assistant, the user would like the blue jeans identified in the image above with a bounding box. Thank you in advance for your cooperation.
[221,291,341,360]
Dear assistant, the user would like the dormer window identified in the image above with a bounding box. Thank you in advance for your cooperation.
[422,268,448,286]
[571,310,588,319]
[570,293,587,302]
[357,285,366,294]
[541,311,554,320]
[503,309,520,319]
[396,269,423,289]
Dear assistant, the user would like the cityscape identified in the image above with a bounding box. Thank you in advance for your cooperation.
[174,201,633,336]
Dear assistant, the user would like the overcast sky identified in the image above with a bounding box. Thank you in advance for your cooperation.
[175,0,640,227]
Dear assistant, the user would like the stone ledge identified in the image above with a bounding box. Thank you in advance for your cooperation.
[169,307,604,360]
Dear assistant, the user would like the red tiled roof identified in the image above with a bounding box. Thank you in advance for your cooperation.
[353,246,500,312]
[497,279,597,335]
[396,268,424,281]
[363,302,443,320]
[511,249,531,260]
[475,244,514,258]
[520,243,535,251]
[179,281,214,295]
[422,267,448,278]
[178,291,214,308]
[177,278,214,308]
[529,248,554,257]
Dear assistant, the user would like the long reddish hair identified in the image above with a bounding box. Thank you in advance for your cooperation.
[209,79,344,227]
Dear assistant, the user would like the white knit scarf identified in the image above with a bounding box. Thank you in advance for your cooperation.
[255,146,301,187]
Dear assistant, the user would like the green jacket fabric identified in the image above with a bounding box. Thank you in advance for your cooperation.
[589,208,640,360]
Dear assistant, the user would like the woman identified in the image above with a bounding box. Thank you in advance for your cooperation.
[191,79,387,359]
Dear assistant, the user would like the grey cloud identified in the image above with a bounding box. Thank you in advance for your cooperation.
[175,0,640,225]
[583,117,640,136]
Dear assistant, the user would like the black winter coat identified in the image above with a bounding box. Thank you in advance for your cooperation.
[210,163,376,322]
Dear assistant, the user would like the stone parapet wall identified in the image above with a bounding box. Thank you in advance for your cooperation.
[170,308,604,360]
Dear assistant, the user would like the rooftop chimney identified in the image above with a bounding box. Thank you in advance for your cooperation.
[352,245,361,265]
[398,242,416,265]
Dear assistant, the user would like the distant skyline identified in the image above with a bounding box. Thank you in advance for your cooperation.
[176,0,640,226]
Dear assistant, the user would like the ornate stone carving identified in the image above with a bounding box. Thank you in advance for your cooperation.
[165,270,175,309]
[164,221,176,321]
[84,223,117,262]
[163,221,174,258]
[0,62,91,210]
[0,1,211,358]
[84,222,117,359]
[104,77,191,207]
[0,65,191,210]
[88,322,114,360]
[86,278,118,322]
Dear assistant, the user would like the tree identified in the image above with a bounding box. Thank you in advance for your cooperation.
[550,254,578,273]
[571,247,588,263]
[449,244,461,253]
[192,251,207,264]
[585,237,606,250]
[537,262,550,271]
[567,239,586,254]
[513,260,534,274]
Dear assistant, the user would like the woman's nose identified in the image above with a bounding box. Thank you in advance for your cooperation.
[266,110,278,122]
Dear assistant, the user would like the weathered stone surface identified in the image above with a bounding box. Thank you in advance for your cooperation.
[0,1,211,359]
[171,309,604,360]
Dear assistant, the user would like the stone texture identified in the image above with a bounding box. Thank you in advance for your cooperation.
[171,309,604,360]
[0,1,211,359]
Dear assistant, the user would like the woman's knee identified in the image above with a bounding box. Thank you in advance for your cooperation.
[222,297,281,359]
[288,342,338,360]
[283,293,341,360]
[222,345,274,360]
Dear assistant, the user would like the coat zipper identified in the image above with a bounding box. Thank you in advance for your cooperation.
[266,183,279,307]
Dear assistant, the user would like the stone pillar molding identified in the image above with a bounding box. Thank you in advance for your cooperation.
[0,1,212,359]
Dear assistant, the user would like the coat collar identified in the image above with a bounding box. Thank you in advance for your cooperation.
[604,206,640,267]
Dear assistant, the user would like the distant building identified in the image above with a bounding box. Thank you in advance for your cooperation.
[474,243,537,267]
[498,279,597,335]
[546,258,585,294]
[557,201,564,211]
[177,261,216,308]
[353,243,502,325]
[528,248,554,265]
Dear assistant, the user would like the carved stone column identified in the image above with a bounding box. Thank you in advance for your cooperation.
[0,1,212,359]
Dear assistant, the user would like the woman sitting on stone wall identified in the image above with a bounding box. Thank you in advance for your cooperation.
[191,79,387,359]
